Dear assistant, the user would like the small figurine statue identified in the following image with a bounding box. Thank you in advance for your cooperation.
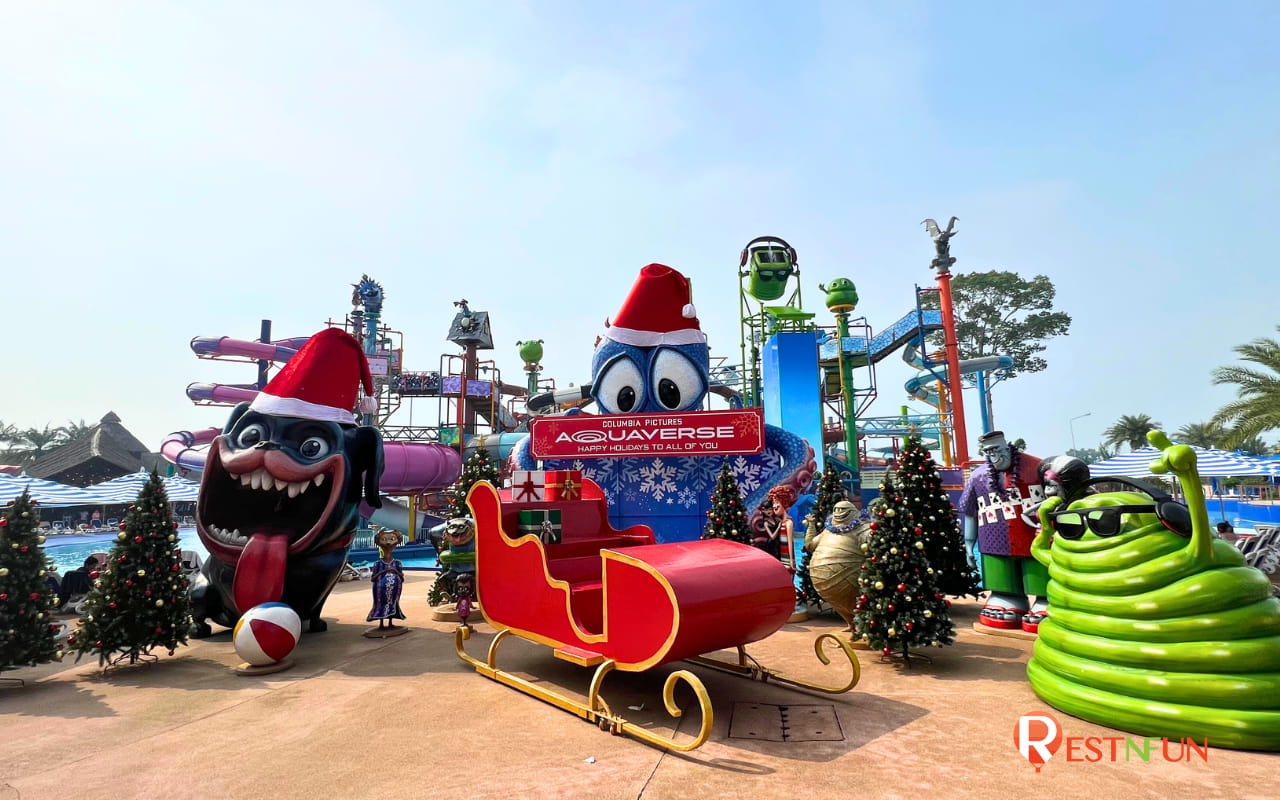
[803,500,872,633]
[364,528,408,638]
[428,517,478,609]
[761,485,799,567]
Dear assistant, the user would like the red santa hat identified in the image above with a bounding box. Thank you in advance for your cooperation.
[603,263,704,348]
[249,328,377,425]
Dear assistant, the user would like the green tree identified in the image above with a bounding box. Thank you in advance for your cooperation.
[1232,435,1272,457]
[448,450,501,520]
[701,461,751,544]
[58,419,94,446]
[925,270,1072,378]
[0,492,63,673]
[894,431,980,598]
[853,471,956,662]
[72,473,190,667]
[7,425,66,466]
[1212,326,1280,450]
[1103,414,1161,452]
[1175,421,1226,449]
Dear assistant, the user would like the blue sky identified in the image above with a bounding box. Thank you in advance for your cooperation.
[2,1,1277,463]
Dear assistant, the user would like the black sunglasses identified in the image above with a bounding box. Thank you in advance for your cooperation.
[1049,477,1192,540]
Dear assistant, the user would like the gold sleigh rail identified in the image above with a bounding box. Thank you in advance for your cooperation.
[453,625,861,751]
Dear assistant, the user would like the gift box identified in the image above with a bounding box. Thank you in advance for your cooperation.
[517,509,562,544]
[544,470,583,502]
[511,470,546,503]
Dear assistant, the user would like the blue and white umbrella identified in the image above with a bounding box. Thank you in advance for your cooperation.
[82,470,158,503]
[1088,446,1271,477]
[0,474,104,506]
[162,474,201,502]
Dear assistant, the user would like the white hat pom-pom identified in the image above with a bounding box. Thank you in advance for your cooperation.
[357,396,378,414]
[682,303,696,319]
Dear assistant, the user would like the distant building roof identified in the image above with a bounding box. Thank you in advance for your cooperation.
[27,412,153,487]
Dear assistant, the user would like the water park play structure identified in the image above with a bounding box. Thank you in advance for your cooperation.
[455,475,860,750]
[162,280,558,556]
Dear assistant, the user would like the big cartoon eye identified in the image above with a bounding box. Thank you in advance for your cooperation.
[235,423,268,449]
[594,356,646,414]
[650,349,706,411]
[299,437,330,460]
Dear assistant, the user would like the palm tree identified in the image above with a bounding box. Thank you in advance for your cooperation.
[1175,421,1226,449]
[1102,414,1161,452]
[1212,326,1280,450]
[59,418,94,445]
[1232,435,1272,457]
[7,424,67,466]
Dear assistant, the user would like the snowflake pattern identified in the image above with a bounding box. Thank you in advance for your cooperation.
[730,455,764,494]
[676,487,699,509]
[637,459,679,501]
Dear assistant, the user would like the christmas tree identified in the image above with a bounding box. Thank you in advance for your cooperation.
[853,470,956,662]
[701,460,752,544]
[795,459,849,606]
[0,492,62,674]
[72,473,191,668]
[894,431,980,598]
[448,449,502,520]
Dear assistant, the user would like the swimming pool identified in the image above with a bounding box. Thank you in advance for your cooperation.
[42,529,438,574]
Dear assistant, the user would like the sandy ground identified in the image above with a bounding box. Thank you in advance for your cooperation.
[3,574,1276,800]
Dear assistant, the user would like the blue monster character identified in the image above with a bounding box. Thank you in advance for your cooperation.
[191,328,384,637]
[515,264,815,541]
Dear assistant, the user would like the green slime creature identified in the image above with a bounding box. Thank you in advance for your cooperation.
[1031,431,1280,751]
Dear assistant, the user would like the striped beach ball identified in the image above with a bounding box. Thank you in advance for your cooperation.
[233,603,302,666]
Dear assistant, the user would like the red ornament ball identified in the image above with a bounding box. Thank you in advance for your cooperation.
[109,602,117,609]
[0,519,7,528]
[882,647,892,655]
[95,641,103,648]
[134,536,143,543]
[90,571,100,579]
[897,584,908,593]
[19,545,28,553]
[0,593,9,601]
[888,604,895,612]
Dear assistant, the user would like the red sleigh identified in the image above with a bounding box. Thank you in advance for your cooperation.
[454,478,861,750]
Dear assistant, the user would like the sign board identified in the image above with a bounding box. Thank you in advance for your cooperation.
[367,356,390,377]
[530,408,766,460]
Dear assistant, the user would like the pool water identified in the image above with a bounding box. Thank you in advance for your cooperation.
[42,528,438,574]
[42,528,206,574]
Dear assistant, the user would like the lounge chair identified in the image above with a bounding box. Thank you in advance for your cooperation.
[106,518,119,527]
[180,550,203,574]
[52,521,67,532]
[89,519,102,529]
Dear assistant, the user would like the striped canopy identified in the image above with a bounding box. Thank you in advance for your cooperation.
[83,470,161,503]
[1088,446,1272,477]
[0,474,104,506]
[161,474,201,502]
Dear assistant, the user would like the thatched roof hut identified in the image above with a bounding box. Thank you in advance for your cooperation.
[27,412,157,487]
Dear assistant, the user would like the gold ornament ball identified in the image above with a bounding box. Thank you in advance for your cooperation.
[155,599,164,607]
[118,532,127,540]
[927,567,935,574]
[890,547,898,555]
[924,610,933,617]
[874,581,884,590]
[37,535,46,544]
[860,542,869,551]
[886,509,896,517]
[137,569,146,577]
[35,612,43,620]
[168,534,176,542]
[915,541,924,549]
[0,567,7,577]
[9,543,17,549]
[887,628,896,636]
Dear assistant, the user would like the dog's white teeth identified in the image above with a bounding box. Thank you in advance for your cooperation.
[313,474,326,487]
[239,474,252,487]
[298,479,309,495]
[287,482,301,498]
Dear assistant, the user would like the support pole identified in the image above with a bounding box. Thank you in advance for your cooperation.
[833,310,860,500]
[935,269,970,463]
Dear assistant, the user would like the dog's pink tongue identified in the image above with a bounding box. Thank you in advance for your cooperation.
[233,532,289,612]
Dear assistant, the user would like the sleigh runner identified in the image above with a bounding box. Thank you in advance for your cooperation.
[455,477,861,750]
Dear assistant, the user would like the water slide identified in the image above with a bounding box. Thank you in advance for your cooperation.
[902,344,1014,406]
[166,334,464,535]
